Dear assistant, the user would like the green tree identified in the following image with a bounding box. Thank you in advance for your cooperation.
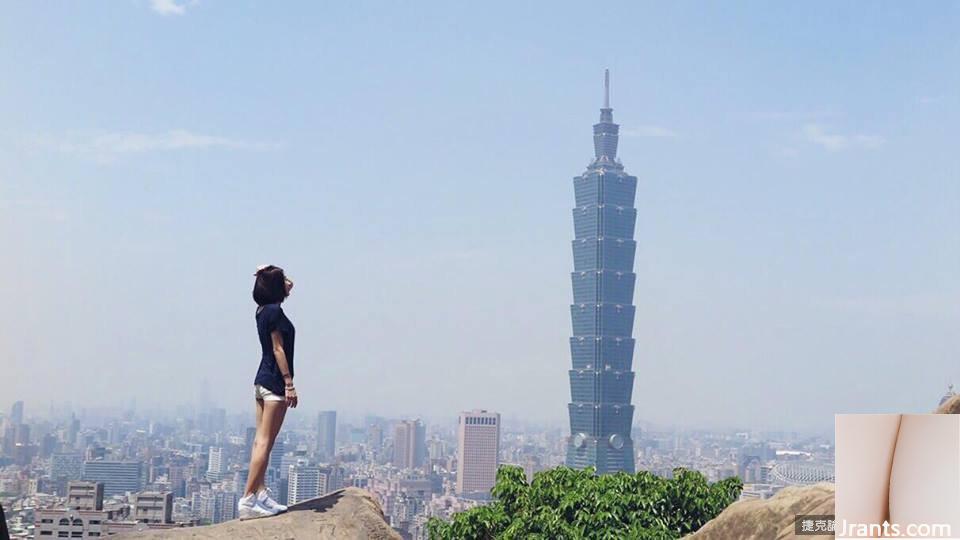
[426,465,741,540]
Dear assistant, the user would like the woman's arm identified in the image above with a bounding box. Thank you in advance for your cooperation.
[271,330,298,408]
[835,414,901,530]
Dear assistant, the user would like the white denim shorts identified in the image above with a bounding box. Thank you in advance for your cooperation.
[255,384,284,402]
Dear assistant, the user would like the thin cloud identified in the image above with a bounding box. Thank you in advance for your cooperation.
[150,0,192,16]
[809,293,960,320]
[802,124,884,152]
[772,145,800,158]
[621,125,680,138]
[0,198,71,222]
[751,109,840,122]
[914,95,942,105]
[28,130,280,162]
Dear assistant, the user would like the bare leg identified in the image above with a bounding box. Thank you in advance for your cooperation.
[258,403,287,493]
[244,398,265,497]
[250,398,265,491]
[245,400,287,497]
[252,398,264,459]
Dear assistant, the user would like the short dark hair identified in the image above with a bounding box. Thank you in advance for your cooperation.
[253,265,289,306]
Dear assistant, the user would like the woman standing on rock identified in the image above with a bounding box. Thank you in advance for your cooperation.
[238,264,299,519]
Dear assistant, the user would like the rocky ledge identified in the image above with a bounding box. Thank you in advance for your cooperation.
[116,487,401,540]
[685,482,835,540]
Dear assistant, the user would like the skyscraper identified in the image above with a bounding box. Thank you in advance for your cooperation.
[286,465,317,505]
[51,452,84,479]
[367,423,384,454]
[565,70,637,474]
[269,439,286,479]
[51,452,85,495]
[206,447,225,482]
[82,460,145,497]
[67,414,80,449]
[456,410,501,498]
[244,426,256,460]
[132,492,173,523]
[393,419,426,470]
[191,484,236,524]
[13,423,30,445]
[317,410,337,461]
[66,481,104,510]
[9,401,23,425]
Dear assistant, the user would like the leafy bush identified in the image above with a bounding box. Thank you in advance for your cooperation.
[427,465,741,539]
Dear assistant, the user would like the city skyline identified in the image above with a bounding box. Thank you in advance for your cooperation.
[1,2,958,434]
[1,392,837,537]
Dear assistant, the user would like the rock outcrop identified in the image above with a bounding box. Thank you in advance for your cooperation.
[686,397,960,539]
[936,394,960,414]
[116,487,401,540]
[685,482,835,540]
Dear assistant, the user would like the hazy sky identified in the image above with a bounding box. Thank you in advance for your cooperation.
[1,1,957,433]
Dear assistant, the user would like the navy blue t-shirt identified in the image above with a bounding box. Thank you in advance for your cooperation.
[254,303,295,397]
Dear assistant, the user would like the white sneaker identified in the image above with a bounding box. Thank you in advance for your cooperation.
[257,488,288,513]
[238,492,277,520]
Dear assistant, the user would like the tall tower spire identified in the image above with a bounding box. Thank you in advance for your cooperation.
[604,68,610,109]
[566,71,638,475]
[592,69,620,167]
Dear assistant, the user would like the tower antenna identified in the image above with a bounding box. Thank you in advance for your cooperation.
[604,69,610,108]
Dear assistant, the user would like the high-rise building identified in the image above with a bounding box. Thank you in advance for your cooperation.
[324,465,343,492]
[427,438,446,462]
[287,464,341,506]
[51,452,85,477]
[456,410,501,498]
[367,423,384,454]
[287,465,321,506]
[217,491,238,523]
[66,414,80,449]
[36,481,116,539]
[263,439,286,496]
[191,489,214,524]
[393,419,426,470]
[269,439,285,477]
[244,426,257,459]
[10,401,23,425]
[13,423,29,445]
[167,459,189,498]
[50,452,85,495]
[565,70,637,474]
[132,492,173,524]
[206,447,225,482]
[1,424,13,458]
[67,481,104,511]
[40,432,58,458]
[317,411,337,461]
[280,450,309,502]
[191,485,236,524]
[82,460,145,497]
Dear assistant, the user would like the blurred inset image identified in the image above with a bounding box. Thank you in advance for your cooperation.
[836,414,960,539]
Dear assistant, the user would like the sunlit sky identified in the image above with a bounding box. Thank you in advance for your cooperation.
[1,1,958,433]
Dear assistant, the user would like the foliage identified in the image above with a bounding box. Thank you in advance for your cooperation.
[426,465,741,540]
